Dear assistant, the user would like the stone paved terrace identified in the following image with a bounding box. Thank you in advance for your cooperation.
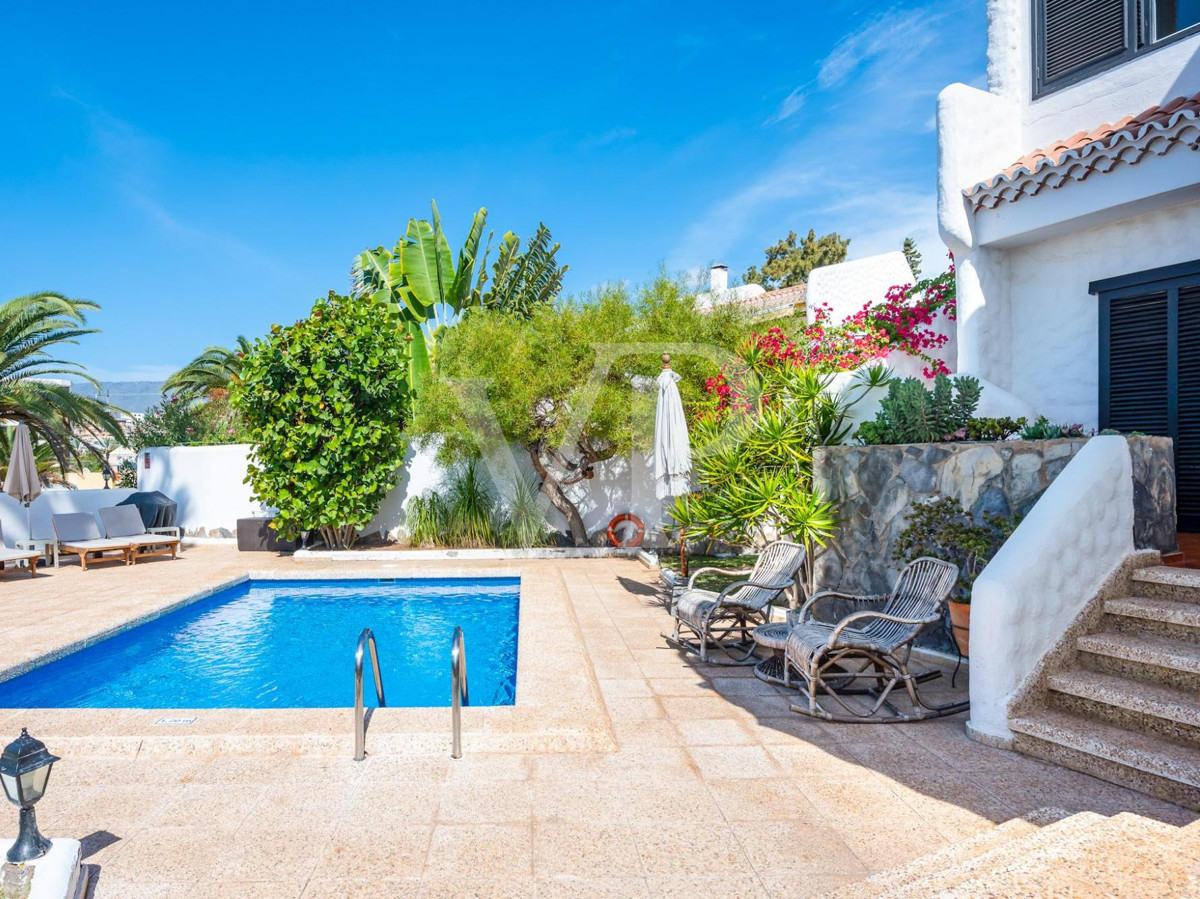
[0,548,1192,897]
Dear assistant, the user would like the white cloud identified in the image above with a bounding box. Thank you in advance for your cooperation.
[764,87,808,126]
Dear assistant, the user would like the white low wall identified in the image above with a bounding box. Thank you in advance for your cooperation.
[138,442,670,544]
[0,488,138,543]
[968,435,1134,742]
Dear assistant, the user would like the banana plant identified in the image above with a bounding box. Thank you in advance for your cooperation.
[352,202,491,412]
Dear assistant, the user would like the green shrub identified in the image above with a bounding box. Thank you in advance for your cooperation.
[444,460,498,547]
[1020,416,1087,440]
[115,458,138,489]
[963,416,1027,441]
[856,374,981,445]
[406,492,446,547]
[893,496,1020,603]
[127,392,248,449]
[496,475,551,548]
[233,292,411,549]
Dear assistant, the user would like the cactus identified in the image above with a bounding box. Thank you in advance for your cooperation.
[856,374,982,445]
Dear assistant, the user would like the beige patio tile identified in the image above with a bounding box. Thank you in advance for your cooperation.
[688,745,782,780]
[444,753,532,783]
[424,824,534,877]
[222,826,329,882]
[610,718,683,749]
[660,696,740,720]
[631,822,755,876]
[604,698,665,722]
[344,781,441,826]
[535,875,652,897]
[760,873,865,897]
[705,778,821,823]
[647,875,769,898]
[612,778,723,823]
[319,824,433,878]
[533,820,642,877]
[301,878,422,898]
[673,717,756,746]
[51,783,174,834]
[417,876,536,898]
[145,782,265,831]
[99,825,229,882]
[733,819,868,877]
[438,780,534,823]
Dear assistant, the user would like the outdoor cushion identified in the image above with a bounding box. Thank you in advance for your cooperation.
[59,538,134,552]
[99,505,152,538]
[0,548,38,563]
[124,534,179,547]
[52,512,104,543]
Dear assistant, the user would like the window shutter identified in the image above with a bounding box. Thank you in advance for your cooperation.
[1104,291,1169,434]
[1041,0,1130,83]
[1178,287,1200,528]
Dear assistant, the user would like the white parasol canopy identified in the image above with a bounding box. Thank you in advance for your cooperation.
[654,356,692,499]
[4,423,41,538]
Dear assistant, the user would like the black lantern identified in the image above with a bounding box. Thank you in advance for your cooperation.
[0,729,58,863]
[101,467,112,489]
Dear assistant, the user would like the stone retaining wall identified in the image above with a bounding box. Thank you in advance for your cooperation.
[812,435,1175,600]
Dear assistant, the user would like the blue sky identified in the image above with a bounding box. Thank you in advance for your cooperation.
[0,1,987,381]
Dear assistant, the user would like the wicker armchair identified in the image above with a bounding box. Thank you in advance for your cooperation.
[783,557,966,722]
[666,541,806,664]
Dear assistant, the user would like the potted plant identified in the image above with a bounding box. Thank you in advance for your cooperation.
[893,496,1020,656]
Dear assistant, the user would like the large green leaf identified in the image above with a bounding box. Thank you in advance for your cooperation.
[407,319,431,410]
[400,215,453,313]
[448,207,488,311]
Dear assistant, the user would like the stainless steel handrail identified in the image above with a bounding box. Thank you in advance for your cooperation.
[451,626,468,759]
[354,627,386,761]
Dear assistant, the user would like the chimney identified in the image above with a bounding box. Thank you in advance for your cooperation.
[709,264,728,292]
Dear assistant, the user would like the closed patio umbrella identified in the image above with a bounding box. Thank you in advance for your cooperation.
[654,354,692,499]
[4,423,41,539]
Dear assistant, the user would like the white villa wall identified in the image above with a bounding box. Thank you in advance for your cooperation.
[1007,198,1200,427]
[138,442,668,545]
[970,435,1135,742]
[0,488,137,544]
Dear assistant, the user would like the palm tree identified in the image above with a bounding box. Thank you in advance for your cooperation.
[0,426,72,487]
[163,336,250,402]
[0,292,127,471]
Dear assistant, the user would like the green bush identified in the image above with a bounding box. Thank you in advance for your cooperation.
[127,392,248,449]
[856,374,981,445]
[963,416,1027,441]
[1020,416,1087,440]
[893,496,1020,603]
[233,292,411,549]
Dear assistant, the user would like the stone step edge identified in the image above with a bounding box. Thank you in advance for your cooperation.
[1134,566,1200,589]
[1077,631,1200,674]
[1047,669,1200,729]
[1010,709,1200,788]
[1106,596,1200,626]
[826,808,1071,898]
[869,812,1112,899]
[926,813,1184,898]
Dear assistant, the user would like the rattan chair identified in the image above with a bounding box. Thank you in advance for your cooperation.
[783,556,967,722]
[666,540,806,664]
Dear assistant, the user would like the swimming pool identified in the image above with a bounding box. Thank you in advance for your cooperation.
[0,577,520,709]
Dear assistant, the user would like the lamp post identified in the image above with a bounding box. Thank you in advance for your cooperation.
[0,729,58,863]
[101,467,112,489]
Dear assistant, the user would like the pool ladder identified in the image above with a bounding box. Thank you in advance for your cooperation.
[353,628,386,761]
[352,626,470,761]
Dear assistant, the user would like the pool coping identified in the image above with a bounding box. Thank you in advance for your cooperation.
[0,562,618,759]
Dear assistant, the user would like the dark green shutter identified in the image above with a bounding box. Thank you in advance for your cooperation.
[1039,0,1131,86]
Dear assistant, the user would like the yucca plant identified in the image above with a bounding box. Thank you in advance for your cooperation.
[496,475,551,548]
[444,459,498,547]
[406,492,447,547]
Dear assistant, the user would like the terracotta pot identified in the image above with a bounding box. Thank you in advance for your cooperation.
[948,600,970,657]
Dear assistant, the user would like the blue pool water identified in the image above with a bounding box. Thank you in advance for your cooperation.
[0,578,519,709]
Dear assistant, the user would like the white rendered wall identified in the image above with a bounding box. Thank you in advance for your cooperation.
[806,252,916,325]
[0,487,137,544]
[969,435,1134,742]
[138,442,668,544]
[139,445,260,536]
[1006,197,1200,427]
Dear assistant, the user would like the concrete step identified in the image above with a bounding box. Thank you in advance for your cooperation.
[1010,709,1200,810]
[1133,566,1200,602]
[1077,630,1200,692]
[866,811,1107,898]
[1047,669,1200,745]
[825,809,1068,898]
[1106,596,1200,644]
[930,812,1190,898]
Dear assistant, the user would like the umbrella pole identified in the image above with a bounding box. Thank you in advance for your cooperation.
[24,502,31,541]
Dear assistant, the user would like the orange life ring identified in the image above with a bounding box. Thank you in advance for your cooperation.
[606,513,645,548]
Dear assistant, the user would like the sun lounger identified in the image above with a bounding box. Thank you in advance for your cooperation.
[0,522,40,578]
[51,513,133,570]
[99,506,180,562]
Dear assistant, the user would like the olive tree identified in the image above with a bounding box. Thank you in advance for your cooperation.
[233,292,411,549]
[413,275,750,545]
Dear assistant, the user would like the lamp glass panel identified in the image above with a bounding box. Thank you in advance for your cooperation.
[18,766,50,803]
[0,773,17,806]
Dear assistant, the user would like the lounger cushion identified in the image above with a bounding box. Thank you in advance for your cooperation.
[52,512,103,543]
[0,548,38,563]
[60,538,132,552]
[127,534,179,547]
[99,505,149,539]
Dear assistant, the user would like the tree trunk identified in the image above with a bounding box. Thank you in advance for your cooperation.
[528,444,589,546]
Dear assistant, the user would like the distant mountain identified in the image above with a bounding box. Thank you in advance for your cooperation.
[71,381,165,415]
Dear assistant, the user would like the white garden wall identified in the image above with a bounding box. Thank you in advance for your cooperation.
[0,487,137,544]
[138,442,669,544]
[969,435,1135,743]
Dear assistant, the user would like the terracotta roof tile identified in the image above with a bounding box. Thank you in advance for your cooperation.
[966,91,1200,210]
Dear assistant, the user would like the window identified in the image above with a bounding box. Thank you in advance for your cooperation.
[1093,260,1200,530]
[1034,0,1200,97]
